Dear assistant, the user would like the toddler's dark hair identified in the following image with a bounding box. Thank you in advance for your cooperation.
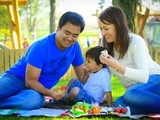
[85,46,106,67]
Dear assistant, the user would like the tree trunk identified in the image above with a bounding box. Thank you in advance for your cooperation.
[112,0,138,33]
[112,0,149,47]
[50,0,56,33]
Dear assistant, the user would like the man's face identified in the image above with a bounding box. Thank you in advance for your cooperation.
[56,22,81,50]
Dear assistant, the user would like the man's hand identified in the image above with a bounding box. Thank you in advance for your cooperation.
[50,88,65,100]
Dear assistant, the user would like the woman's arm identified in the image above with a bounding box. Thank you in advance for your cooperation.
[100,38,149,83]
[123,39,149,83]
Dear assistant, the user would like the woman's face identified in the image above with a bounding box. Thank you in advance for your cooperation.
[98,19,117,43]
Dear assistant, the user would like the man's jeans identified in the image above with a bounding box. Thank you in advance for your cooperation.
[0,72,45,110]
[114,74,160,115]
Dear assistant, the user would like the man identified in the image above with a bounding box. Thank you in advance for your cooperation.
[0,11,85,110]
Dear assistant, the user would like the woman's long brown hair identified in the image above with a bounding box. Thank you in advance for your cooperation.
[99,6,130,59]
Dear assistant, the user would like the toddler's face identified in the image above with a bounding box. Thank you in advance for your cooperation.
[85,58,102,73]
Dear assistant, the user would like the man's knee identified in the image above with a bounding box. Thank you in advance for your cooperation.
[20,90,45,109]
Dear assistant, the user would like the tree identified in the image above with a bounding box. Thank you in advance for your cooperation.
[50,0,56,33]
[112,0,151,46]
[20,0,49,34]
[0,6,9,43]
[112,0,160,38]
[112,0,138,33]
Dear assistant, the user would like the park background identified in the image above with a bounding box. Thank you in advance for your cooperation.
[0,0,160,100]
[0,0,160,74]
[0,0,160,49]
[0,0,160,120]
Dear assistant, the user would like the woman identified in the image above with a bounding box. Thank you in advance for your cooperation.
[98,6,160,115]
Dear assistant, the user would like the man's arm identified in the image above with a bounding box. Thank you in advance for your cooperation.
[73,64,88,84]
[25,63,64,100]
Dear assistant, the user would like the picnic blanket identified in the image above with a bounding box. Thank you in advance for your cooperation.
[0,106,160,119]
[0,97,159,119]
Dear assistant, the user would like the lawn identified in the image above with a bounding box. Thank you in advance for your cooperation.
[0,116,149,120]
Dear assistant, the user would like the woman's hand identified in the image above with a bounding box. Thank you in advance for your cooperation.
[100,54,118,69]
[100,54,125,73]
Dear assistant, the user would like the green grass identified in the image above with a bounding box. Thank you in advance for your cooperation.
[0,116,149,120]
[111,75,125,101]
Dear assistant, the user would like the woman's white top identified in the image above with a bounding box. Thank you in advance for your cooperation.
[109,33,160,88]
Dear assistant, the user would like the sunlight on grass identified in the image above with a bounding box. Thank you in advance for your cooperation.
[0,116,136,120]
[111,75,125,101]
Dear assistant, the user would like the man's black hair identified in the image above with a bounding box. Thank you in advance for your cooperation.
[58,11,85,33]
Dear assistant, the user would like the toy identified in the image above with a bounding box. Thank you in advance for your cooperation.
[60,85,66,91]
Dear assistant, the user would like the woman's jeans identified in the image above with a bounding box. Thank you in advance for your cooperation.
[0,72,45,110]
[114,74,160,115]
